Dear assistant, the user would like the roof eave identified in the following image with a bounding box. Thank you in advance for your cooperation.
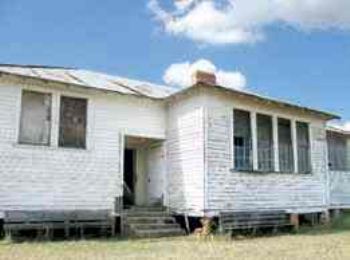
[167,83,340,121]
[0,71,167,101]
[326,127,350,136]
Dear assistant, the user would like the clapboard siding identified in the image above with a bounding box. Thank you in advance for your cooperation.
[330,171,350,208]
[0,80,165,217]
[0,78,343,218]
[203,88,329,214]
[166,91,205,216]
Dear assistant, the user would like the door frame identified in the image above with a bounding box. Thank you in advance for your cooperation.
[121,133,166,207]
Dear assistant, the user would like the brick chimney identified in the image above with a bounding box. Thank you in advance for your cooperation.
[191,70,217,86]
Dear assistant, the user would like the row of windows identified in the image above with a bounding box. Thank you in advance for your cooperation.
[19,90,313,173]
[19,90,87,149]
[233,109,311,174]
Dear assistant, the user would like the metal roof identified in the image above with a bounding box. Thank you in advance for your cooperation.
[212,84,340,120]
[0,64,339,120]
[0,64,176,99]
[326,125,350,135]
[170,83,339,120]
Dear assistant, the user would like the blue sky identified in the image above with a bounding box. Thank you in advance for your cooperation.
[0,0,349,121]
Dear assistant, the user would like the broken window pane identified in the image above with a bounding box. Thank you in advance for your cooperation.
[19,90,51,145]
[257,114,274,172]
[233,109,253,171]
[59,96,87,149]
[278,118,294,173]
[297,122,311,173]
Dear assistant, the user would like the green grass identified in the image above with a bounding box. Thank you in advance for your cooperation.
[332,211,350,230]
[1,214,350,260]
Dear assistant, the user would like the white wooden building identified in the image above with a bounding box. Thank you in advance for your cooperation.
[327,127,350,209]
[0,64,347,221]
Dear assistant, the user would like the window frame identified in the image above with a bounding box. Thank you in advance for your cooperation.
[296,121,312,174]
[277,117,294,173]
[327,131,348,172]
[58,95,88,150]
[233,109,253,171]
[256,113,275,172]
[18,89,52,146]
[231,107,313,175]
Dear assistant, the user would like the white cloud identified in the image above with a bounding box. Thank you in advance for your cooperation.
[216,70,246,89]
[163,62,193,87]
[148,0,350,45]
[163,59,247,89]
[174,0,196,11]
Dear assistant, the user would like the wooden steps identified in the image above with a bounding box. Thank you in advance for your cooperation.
[124,206,186,238]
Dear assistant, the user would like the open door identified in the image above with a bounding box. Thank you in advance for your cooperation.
[146,143,166,206]
[123,149,136,207]
[123,136,166,207]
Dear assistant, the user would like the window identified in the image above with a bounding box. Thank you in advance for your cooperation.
[233,110,252,171]
[257,114,274,172]
[19,90,51,145]
[278,118,294,172]
[232,108,314,174]
[59,96,87,149]
[297,122,311,173]
[327,132,349,171]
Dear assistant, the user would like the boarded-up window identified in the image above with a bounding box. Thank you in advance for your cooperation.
[19,90,51,145]
[327,132,349,171]
[234,110,253,171]
[297,122,311,173]
[278,118,294,173]
[257,114,274,172]
[59,96,87,149]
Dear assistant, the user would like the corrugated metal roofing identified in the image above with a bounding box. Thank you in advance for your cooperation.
[0,64,339,120]
[0,64,176,99]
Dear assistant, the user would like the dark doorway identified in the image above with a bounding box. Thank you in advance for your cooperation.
[124,149,135,207]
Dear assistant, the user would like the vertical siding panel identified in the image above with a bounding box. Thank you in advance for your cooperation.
[166,93,205,216]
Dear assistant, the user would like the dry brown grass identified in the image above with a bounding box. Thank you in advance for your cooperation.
[0,230,349,260]
[2,214,350,260]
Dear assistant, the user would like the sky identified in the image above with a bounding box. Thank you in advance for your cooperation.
[0,0,349,124]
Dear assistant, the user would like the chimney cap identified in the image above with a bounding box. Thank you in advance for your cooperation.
[191,70,217,86]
